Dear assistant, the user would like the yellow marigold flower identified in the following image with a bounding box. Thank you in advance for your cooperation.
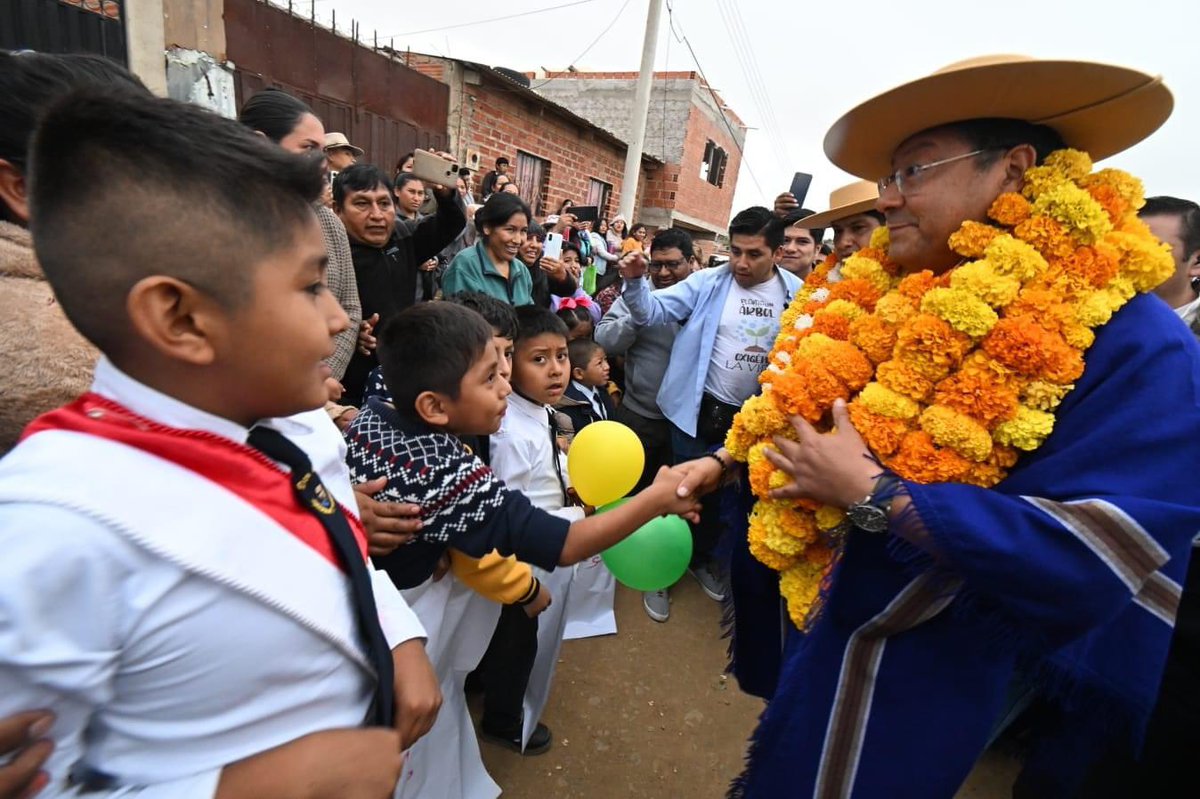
[869,225,890,249]
[858,381,920,420]
[988,193,1032,227]
[729,394,790,451]
[982,236,1048,282]
[724,418,757,462]
[1022,380,1073,412]
[876,359,935,402]
[993,406,1056,450]
[1076,288,1124,327]
[1080,168,1145,212]
[821,299,866,321]
[1061,323,1094,350]
[1107,230,1176,293]
[949,221,1003,258]
[815,505,846,532]
[1032,182,1113,246]
[1021,163,1068,201]
[921,287,999,339]
[874,293,917,325]
[748,507,801,572]
[780,561,829,630]
[1043,149,1094,181]
[949,260,1022,308]
[839,253,893,293]
[919,404,994,462]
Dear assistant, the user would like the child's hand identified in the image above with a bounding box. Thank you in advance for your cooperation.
[391,640,442,751]
[216,728,404,799]
[648,467,702,522]
[522,584,553,618]
[324,377,345,402]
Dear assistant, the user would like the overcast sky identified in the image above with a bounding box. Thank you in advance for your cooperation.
[299,0,1197,219]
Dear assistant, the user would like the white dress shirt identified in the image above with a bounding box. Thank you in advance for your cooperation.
[0,358,423,798]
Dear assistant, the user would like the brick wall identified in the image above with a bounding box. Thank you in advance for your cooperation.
[673,100,742,230]
[463,84,633,219]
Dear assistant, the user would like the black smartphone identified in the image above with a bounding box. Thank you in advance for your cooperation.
[571,205,599,223]
[789,172,813,207]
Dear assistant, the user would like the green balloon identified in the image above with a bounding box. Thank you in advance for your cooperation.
[600,510,693,592]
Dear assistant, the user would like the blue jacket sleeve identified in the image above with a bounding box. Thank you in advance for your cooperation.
[452,488,570,571]
[622,271,702,327]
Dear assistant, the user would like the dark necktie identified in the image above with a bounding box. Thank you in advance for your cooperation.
[546,409,571,507]
[247,426,395,727]
[592,388,608,420]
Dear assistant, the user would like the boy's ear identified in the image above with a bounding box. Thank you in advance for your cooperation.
[0,160,29,224]
[125,276,224,366]
[414,390,450,427]
[572,365,586,381]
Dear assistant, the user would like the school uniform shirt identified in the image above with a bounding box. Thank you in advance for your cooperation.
[0,358,424,798]
[556,381,614,436]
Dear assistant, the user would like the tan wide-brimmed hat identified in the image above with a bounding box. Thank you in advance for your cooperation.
[323,131,364,156]
[824,55,1173,180]
[793,181,880,229]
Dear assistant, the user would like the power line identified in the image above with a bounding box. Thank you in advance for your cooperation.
[381,0,597,39]
[529,0,636,91]
[666,1,765,199]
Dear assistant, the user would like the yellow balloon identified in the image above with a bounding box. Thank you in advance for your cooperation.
[566,421,645,507]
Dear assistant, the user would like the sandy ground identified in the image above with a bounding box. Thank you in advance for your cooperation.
[474,577,1020,798]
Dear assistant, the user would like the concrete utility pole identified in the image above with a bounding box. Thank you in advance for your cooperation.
[617,0,663,223]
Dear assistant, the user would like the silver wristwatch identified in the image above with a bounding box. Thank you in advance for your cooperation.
[846,474,900,533]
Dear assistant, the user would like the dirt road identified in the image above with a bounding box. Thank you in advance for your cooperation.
[476,578,1018,798]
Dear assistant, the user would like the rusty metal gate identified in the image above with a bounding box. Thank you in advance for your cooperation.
[1,0,126,63]
[224,0,449,174]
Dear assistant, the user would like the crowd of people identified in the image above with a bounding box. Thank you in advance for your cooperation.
[0,46,1198,799]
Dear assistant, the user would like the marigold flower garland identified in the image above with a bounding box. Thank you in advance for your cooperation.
[725,150,1175,629]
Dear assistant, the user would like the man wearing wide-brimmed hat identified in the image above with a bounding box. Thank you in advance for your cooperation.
[778,180,884,276]
[676,55,1200,797]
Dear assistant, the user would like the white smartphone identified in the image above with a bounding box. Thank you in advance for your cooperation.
[543,232,564,260]
[410,149,461,189]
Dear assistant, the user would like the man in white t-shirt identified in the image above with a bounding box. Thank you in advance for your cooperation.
[618,207,802,621]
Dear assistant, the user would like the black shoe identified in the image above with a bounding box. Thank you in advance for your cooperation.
[479,721,553,755]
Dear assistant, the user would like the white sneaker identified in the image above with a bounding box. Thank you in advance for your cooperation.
[643,589,670,622]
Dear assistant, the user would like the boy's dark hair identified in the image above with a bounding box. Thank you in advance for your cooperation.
[515,304,569,344]
[29,89,325,357]
[0,51,148,221]
[729,205,786,250]
[782,209,825,247]
[394,172,423,192]
[238,87,313,144]
[334,163,393,207]
[649,227,695,259]
[475,191,532,235]
[378,303,494,419]
[446,291,519,340]
[496,157,510,167]
[1141,196,1200,259]
[568,337,603,373]
[561,240,582,260]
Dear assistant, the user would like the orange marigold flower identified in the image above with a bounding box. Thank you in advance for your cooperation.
[1004,288,1075,333]
[949,221,1004,259]
[894,314,973,380]
[847,400,911,458]
[874,293,918,325]
[897,270,938,300]
[850,314,899,365]
[988,192,1032,227]
[876,359,936,402]
[812,312,852,340]
[884,431,973,484]
[932,368,1020,428]
[1085,181,1130,223]
[1066,244,1121,288]
[820,341,875,391]
[770,362,845,423]
[982,318,1085,383]
[1015,216,1076,261]
[829,278,884,311]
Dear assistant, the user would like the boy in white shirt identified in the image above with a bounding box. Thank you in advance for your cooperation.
[0,90,439,797]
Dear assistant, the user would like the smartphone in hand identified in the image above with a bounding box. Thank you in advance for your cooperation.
[543,232,564,260]
[789,172,813,208]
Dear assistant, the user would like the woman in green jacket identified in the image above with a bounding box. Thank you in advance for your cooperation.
[442,193,534,305]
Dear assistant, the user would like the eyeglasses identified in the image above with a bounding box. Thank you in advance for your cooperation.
[877,148,1001,196]
[648,258,687,271]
